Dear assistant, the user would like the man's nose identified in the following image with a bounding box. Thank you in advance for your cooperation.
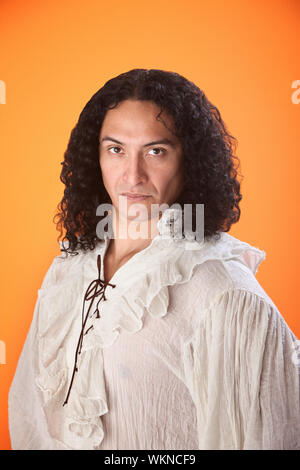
[122,154,147,186]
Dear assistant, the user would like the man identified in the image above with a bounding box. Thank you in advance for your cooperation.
[98,97,184,283]
[8,69,300,450]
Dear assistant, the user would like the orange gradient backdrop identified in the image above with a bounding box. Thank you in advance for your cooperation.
[0,0,299,450]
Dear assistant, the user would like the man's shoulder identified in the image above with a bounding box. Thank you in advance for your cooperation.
[177,231,269,305]
[172,255,274,314]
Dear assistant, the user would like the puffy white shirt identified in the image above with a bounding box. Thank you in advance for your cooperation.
[8,208,300,450]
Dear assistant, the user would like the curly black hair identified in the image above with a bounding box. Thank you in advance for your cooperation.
[54,68,243,256]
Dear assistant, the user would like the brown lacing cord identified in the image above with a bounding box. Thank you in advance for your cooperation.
[63,254,116,406]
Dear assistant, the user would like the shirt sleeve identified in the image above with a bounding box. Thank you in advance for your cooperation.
[8,257,64,450]
[191,288,300,450]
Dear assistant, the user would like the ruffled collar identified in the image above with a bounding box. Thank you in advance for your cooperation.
[36,207,266,449]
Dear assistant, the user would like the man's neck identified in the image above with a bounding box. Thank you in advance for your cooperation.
[108,210,160,263]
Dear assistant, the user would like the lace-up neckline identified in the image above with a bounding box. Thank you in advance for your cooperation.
[63,254,116,406]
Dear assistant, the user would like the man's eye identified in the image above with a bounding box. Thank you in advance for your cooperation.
[108,146,122,154]
[149,147,166,156]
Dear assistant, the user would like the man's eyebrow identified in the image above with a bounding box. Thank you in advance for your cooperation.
[100,136,176,148]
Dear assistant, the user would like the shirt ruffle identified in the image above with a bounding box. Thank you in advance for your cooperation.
[34,207,267,449]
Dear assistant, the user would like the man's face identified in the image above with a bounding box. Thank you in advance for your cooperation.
[99,99,184,221]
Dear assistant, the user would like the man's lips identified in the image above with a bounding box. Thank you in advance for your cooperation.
[120,193,151,198]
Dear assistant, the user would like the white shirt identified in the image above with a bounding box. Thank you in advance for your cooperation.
[8,208,300,450]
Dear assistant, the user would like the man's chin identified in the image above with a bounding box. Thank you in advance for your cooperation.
[118,201,150,220]
[119,212,150,223]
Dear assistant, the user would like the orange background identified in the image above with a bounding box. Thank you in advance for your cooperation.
[0,0,299,450]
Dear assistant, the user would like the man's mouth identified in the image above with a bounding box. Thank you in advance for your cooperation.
[120,193,151,200]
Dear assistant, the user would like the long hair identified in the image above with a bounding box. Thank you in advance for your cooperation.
[54,68,243,256]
